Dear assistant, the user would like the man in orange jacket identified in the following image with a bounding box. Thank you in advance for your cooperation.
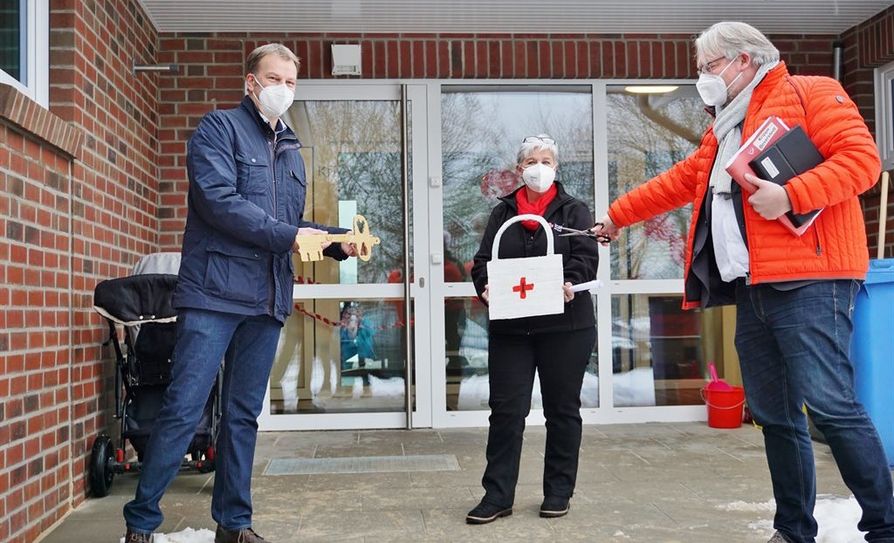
[593,21,894,543]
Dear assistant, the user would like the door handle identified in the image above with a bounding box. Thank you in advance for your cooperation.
[418,276,425,288]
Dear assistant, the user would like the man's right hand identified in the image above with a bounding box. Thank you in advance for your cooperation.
[293,227,330,252]
[482,284,490,303]
[590,215,620,246]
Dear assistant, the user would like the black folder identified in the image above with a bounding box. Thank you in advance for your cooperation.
[748,125,824,228]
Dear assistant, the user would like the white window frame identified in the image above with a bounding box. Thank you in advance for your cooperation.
[0,0,49,108]
[875,59,894,170]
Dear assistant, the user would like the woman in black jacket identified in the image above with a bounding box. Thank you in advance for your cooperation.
[466,135,599,524]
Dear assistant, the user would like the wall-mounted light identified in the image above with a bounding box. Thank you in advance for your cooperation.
[331,44,362,76]
[624,85,679,94]
[133,63,180,75]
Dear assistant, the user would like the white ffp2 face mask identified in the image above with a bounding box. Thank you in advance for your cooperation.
[252,77,295,119]
[695,59,741,107]
[522,163,556,193]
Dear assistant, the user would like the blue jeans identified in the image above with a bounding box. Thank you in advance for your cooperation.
[124,308,282,533]
[736,280,894,543]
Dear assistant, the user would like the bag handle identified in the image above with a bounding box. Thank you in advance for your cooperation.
[491,214,555,261]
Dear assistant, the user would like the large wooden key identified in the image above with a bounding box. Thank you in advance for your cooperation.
[294,214,381,262]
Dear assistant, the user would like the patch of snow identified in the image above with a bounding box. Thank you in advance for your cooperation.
[722,495,868,543]
[119,528,215,543]
[717,499,776,512]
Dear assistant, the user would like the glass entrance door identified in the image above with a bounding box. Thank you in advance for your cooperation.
[427,85,598,426]
[259,84,431,430]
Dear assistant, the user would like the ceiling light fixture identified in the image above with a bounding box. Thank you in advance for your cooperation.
[624,85,679,94]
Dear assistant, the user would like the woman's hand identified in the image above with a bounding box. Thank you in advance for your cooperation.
[563,282,575,303]
[341,242,357,257]
[482,284,490,303]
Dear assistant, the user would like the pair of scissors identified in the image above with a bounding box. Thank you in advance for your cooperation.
[550,222,612,244]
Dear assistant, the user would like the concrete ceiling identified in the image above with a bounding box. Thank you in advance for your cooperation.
[138,0,891,35]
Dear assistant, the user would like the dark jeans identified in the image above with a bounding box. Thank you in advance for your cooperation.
[124,308,283,534]
[482,327,596,507]
[736,280,894,543]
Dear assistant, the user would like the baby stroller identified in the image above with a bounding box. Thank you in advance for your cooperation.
[88,253,220,497]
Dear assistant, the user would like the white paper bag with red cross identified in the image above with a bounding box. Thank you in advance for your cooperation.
[486,214,565,320]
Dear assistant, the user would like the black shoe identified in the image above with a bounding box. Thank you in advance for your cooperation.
[124,528,152,543]
[215,525,269,543]
[466,500,512,524]
[539,496,570,518]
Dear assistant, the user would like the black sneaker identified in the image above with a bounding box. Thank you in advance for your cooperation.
[539,496,570,518]
[124,528,153,543]
[465,500,512,524]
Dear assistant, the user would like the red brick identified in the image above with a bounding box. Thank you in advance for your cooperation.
[377,40,392,78]
[538,41,551,78]
[577,42,589,78]
[400,41,412,78]
[437,41,450,78]
[413,41,425,78]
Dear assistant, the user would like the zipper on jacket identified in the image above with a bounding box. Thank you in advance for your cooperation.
[267,136,277,316]
[268,138,277,217]
[813,227,822,256]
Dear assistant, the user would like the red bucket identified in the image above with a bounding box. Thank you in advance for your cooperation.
[701,386,746,429]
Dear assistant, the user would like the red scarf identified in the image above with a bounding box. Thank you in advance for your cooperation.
[515,184,558,231]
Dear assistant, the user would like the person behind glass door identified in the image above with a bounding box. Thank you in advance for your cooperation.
[122,43,357,543]
[591,21,894,543]
[466,135,599,524]
[340,301,376,370]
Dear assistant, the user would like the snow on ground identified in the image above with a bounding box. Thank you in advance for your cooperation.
[119,528,215,543]
[719,495,866,543]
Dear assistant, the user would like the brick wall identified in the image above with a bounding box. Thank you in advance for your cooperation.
[0,0,159,540]
[154,32,837,250]
[0,86,81,542]
[842,4,894,258]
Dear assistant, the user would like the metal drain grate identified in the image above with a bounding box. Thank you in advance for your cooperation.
[264,454,460,476]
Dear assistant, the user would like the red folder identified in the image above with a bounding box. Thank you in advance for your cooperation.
[724,116,820,236]
[725,116,789,192]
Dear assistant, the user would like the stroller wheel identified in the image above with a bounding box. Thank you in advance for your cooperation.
[89,434,115,497]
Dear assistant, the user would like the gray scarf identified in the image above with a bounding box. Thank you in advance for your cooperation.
[710,60,779,194]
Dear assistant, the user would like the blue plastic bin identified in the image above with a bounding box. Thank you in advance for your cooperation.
[851,258,894,467]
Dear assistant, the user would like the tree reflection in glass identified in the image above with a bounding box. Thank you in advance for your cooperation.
[607,86,709,280]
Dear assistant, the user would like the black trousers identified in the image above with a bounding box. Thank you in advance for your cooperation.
[482,327,596,507]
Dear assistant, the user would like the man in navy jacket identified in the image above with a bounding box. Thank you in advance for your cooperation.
[124,43,353,543]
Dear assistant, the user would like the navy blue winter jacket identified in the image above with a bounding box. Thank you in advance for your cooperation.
[173,96,347,322]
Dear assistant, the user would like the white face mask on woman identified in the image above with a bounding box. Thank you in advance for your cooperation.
[522,163,556,193]
[252,76,295,119]
[696,59,742,107]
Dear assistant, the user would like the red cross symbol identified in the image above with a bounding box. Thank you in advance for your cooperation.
[512,277,535,299]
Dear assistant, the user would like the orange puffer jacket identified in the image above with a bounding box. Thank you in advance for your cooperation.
[608,62,881,309]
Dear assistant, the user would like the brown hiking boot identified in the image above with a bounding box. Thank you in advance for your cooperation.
[215,525,269,543]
